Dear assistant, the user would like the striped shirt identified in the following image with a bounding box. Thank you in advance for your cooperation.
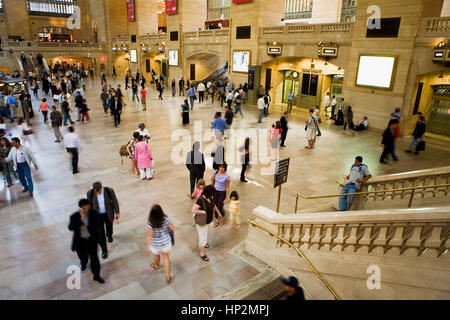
[147,217,172,248]
[307,115,318,130]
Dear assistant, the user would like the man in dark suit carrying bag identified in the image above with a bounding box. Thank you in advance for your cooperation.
[68,199,105,284]
[87,182,120,259]
[186,141,206,198]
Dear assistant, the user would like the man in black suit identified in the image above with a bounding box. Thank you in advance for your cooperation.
[87,182,120,259]
[186,141,206,197]
[68,199,105,284]
[111,95,122,127]
[280,111,289,147]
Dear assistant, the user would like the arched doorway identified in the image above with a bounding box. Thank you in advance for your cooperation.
[262,57,344,112]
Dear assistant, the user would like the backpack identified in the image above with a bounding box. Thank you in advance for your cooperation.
[119,141,130,164]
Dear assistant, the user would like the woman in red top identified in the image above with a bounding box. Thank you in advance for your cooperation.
[39,98,49,124]
[269,121,282,161]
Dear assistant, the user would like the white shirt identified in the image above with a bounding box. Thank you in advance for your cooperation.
[197,83,205,92]
[331,98,337,106]
[226,92,234,101]
[135,128,150,138]
[257,97,265,110]
[359,119,368,127]
[234,92,240,99]
[16,146,25,163]
[64,132,80,149]
[206,82,212,88]
[96,189,106,214]
[323,95,330,107]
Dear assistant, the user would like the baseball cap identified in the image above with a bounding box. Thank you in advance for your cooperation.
[281,276,299,288]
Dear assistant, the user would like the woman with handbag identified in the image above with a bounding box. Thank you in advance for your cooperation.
[192,185,223,261]
[145,205,175,284]
[305,109,318,149]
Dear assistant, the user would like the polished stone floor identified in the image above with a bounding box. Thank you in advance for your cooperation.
[1,78,450,300]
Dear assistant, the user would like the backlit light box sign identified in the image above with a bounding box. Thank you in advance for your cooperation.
[356,55,397,90]
[232,50,251,73]
[130,49,137,63]
[169,49,178,66]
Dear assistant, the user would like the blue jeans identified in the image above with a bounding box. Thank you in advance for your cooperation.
[0,106,13,121]
[339,183,358,211]
[17,162,33,193]
[2,162,13,185]
[258,108,265,123]
[408,137,421,151]
[77,108,82,121]
[189,96,194,110]
[235,104,243,115]
[63,112,73,125]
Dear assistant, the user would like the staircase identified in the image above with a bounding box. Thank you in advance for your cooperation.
[192,61,228,87]
[246,167,450,300]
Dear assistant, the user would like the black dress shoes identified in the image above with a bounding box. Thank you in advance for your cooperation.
[93,276,105,284]
[107,236,113,243]
[102,251,108,259]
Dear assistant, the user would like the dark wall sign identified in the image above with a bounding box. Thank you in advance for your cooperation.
[274,158,290,188]
[366,17,401,38]
[248,69,255,90]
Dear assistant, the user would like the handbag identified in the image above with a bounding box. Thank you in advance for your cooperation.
[168,230,175,246]
[416,140,425,152]
[194,198,208,226]
[23,129,34,135]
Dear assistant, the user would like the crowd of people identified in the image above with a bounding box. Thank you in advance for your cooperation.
[0,60,429,294]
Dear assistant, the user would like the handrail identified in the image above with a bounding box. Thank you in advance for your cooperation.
[295,183,450,213]
[247,219,341,300]
[366,168,450,184]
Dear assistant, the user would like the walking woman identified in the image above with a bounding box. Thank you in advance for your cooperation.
[305,109,318,149]
[171,79,176,97]
[0,137,13,187]
[134,135,153,180]
[269,121,281,161]
[192,185,223,261]
[211,163,230,227]
[181,99,190,125]
[145,205,175,283]
[240,137,250,183]
[126,131,140,177]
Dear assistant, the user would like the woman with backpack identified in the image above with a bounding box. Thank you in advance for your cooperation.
[192,185,223,261]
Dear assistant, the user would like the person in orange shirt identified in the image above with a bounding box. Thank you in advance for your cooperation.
[39,98,49,124]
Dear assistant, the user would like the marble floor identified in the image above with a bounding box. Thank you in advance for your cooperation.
[1,78,450,300]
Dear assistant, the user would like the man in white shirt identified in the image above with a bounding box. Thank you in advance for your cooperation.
[135,123,150,142]
[330,95,337,119]
[257,95,265,123]
[206,81,212,89]
[4,137,38,196]
[64,126,80,174]
[197,82,206,103]
[226,90,234,109]
[323,92,331,117]
[339,156,372,211]
[355,116,369,131]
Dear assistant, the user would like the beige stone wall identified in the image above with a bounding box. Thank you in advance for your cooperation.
[311,0,343,24]
[442,0,450,16]
[135,0,159,35]
[342,0,424,132]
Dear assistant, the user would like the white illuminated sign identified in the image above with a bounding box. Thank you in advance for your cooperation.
[130,49,138,63]
[356,55,396,89]
[169,49,178,66]
[233,51,250,73]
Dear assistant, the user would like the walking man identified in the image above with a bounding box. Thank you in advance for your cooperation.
[257,95,265,123]
[330,95,337,119]
[339,156,372,211]
[112,95,122,127]
[62,96,74,126]
[287,90,293,114]
[197,82,206,103]
[68,199,105,284]
[405,115,426,155]
[187,85,196,110]
[4,137,38,196]
[186,141,206,197]
[87,182,120,259]
[280,111,289,147]
[0,92,14,123]
[64,126,80,174]
[50,105,63,143]
[6,91,18,119]
[179,77,185,96]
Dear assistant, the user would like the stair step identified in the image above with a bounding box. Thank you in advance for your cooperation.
[242,277,287,300]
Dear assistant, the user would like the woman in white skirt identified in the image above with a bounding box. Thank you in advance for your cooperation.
[145,205,175,283]
[192,185,223,262]
[305,109,319,149]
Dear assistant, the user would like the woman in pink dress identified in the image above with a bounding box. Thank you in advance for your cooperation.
[134,135,153,180]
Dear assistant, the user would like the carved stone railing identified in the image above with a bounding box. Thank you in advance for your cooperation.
[417,16,450,37]
[5,41,105,52]
[246,205,450,299]
[251,206,449,258]
[183,28,230,39]
[260,22,353,42]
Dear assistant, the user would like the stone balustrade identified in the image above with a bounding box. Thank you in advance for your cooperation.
[260,22,353,42]
[6,41,105,51]
[417,16,450,37]
[245,205,450,299]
